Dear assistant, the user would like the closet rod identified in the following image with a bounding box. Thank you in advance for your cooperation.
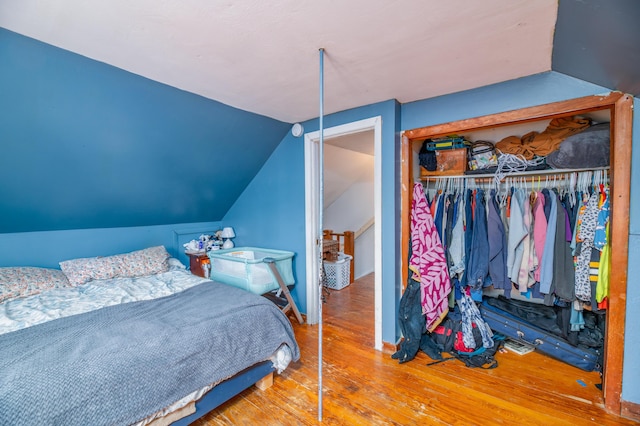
[422,169,609,194]
[420,166,610,182]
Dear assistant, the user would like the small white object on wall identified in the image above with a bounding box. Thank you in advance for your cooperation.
[292,123,304,137]
[221,227,236,249]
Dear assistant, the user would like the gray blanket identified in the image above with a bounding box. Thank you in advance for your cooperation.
[0,281,300,426]
[546,122,610,169]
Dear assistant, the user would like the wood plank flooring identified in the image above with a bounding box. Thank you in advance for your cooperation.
[194,274,637,425]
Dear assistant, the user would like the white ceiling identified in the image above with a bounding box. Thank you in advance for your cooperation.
[327,130,375,156]
[0,0,558,123]
[323,142,373,208]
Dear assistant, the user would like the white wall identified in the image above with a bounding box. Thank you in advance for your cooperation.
[323,144,375,279]
[353,225,374,278]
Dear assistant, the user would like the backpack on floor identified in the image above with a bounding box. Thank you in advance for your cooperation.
[427,315,504,369]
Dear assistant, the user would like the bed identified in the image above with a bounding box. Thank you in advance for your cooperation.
[0,246,300,426]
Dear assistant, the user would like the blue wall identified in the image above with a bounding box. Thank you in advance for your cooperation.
[0,28,290,233]
[0,221,222,270]
[224,99,402,344]
[401,72,609,130]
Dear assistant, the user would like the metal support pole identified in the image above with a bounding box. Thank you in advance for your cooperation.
[317,47,325,422]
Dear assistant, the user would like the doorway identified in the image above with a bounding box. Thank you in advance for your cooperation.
[304,116,383,350]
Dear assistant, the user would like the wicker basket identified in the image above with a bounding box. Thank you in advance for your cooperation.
[323,253,352,290]
[323,239,340,261]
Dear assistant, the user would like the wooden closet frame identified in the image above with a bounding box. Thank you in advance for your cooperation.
[400,92,633,415]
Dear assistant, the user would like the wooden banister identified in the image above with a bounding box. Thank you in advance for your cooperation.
[354,218,374,239]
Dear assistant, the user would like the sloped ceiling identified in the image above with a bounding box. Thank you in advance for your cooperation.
[553,0,640,98]
[324,137,374,208]
[0,0,558,123]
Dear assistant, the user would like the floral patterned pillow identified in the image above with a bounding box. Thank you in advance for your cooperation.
[115,246,171,278]
[0,267,72,304]
[60,246,171,286]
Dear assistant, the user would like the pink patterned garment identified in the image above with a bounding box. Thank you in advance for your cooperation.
[409,183,452,332]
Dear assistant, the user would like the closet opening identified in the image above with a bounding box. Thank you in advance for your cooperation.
[400,92,633,414]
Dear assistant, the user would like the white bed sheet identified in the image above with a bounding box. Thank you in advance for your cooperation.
[0,264,207,336]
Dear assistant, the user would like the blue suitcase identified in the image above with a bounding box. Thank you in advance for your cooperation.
[479,299,601,372]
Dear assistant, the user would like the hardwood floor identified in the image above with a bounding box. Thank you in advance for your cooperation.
[195,274,636,425]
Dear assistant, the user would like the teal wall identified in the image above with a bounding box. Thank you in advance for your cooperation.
[0,28,290,233]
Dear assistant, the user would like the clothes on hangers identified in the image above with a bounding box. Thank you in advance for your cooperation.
[409,183,451,332]
[448,193,465,278]
[466,189,489,295]
[575,193,600,302]
[417,170,611,349]
[596,222,611,304]
[487,189,510,297]
[507,189,527,288]
[516,189,536,292]
[594,188,610,250]
[546,190,575,305]
[420,170,611,308]
[539,192,557,295]
[532,192,547,282]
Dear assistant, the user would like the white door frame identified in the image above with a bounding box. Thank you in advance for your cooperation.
[304,116,383,350]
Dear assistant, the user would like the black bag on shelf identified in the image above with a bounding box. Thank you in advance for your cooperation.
[418,139,437,171]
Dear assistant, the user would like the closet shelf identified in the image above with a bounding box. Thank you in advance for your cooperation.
[420,166,610,181]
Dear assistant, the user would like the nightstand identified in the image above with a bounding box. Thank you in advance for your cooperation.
[186,252,210,278]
